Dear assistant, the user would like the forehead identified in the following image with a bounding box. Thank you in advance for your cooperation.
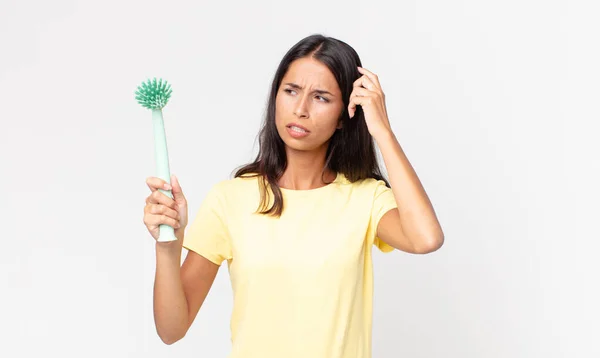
[282,57,339,91]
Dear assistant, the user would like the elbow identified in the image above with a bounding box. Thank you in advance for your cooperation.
[161,337,178,346]
[413,233,444,254]
[157,328,187,345]
[160,333,184,345]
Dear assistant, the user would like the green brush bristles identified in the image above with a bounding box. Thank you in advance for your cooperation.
[135,78,172,110]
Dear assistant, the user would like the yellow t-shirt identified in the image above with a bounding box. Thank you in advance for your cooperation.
[182,172,398,358]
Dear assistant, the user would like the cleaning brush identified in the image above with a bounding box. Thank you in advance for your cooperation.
[135,78,177,242]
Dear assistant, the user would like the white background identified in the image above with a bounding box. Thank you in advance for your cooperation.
[1,0,598,357]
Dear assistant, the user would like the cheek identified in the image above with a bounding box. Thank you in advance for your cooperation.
[315,105,337,117]
[315,107,343,129]
[276,95,294,115]
[274,96,285,124]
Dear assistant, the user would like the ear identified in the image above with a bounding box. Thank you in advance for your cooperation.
[336,111,344,129]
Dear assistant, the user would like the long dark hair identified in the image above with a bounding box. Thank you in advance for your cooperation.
[233,33,390,217]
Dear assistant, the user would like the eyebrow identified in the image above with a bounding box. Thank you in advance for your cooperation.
[284,82,335,97]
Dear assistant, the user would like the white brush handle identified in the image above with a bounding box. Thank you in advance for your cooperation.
[152,108,177,242]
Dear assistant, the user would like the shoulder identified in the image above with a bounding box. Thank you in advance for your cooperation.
[207,173,261,202]
[210,173,257,189]
[340,174,389,194]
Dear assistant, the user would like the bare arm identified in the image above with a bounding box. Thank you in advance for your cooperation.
[153,241,219,344]
[375,131,444,254]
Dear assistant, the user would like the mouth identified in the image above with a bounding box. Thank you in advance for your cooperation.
[286,123,310,133]
[286,123,310,138]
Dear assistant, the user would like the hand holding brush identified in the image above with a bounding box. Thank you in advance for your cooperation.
[136,78,187,243]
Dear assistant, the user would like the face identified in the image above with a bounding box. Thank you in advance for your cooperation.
[275,57,344,152]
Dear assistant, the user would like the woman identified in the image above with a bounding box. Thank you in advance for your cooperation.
[143,33,444,357]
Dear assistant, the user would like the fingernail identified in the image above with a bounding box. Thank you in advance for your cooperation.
[164,183,172,190]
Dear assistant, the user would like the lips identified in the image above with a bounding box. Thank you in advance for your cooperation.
[287,123,310,132]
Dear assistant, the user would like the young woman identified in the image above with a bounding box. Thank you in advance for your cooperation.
[143,34,444,358]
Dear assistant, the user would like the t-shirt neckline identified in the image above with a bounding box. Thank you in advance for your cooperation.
[279,172,341,195]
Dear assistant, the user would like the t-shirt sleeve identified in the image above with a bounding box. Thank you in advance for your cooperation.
[182,182,232,265]
[369,179,398,253]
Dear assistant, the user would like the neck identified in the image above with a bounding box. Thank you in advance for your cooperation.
[279,145,336,190]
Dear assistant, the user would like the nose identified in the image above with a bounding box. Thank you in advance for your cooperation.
[293,94,309,118]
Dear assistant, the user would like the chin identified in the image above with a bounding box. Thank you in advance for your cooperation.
[280,137,311,151]
[286,142,316,152]
[282,135,330,153]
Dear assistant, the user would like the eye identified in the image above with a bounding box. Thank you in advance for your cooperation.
[284,89,329,103]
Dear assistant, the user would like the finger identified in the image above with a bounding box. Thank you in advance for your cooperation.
[350,87,372,98]
[357,66,381,88]
[353,75,378,92]
[147,190,178,209]
[170,174,186,202]
[146,213,181,229]
[354,75,384,99]
[348,87,373,118]
[146,177,172,192]
[148,203,180,220]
